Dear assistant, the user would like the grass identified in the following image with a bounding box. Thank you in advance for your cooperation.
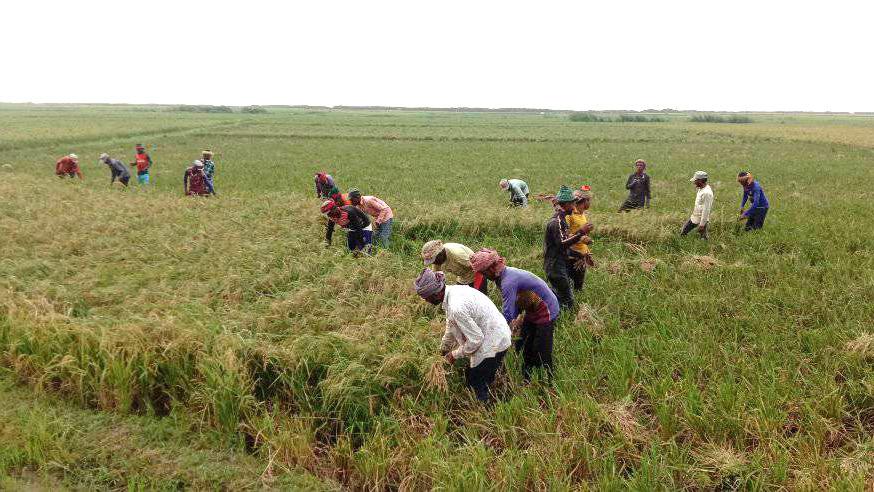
[1,105,873,488]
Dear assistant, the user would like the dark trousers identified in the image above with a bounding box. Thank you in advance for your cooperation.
[680,220,708,239]
[618,199,644,212]
[468,272,488,295]
[465,350,507,404]
[515,320,554,381]
[570,262,587,290]
[547,267,574,310]
[346,230,373,254]
[745,208,768,231]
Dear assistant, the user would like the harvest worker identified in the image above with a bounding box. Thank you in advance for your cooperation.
[414,268,511,404]
[544,185,586,310]
[567,186,595,290]
[314,172,339,199]
[131,144,152,185]
[499,178,530,207]
[469,249,560,381]
[618,159,651,211]
[681,171,714,239]
[321,199,373,254]
[421,240,487,294]
[348,188,393,249]
[737,171,770,231]
[98,153,130,187]
[55,154,83,179]
[202,150,217,195]
[183,160,210,196]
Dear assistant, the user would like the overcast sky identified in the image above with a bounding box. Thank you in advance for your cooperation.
[3,1,872,112]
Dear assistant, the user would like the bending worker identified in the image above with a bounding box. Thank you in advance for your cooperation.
[422,240,488,294]
[499,178,530,207]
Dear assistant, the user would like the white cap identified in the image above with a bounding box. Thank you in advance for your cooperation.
[193,160,204,168]
[69,153,78,160]
[690,171,708,182]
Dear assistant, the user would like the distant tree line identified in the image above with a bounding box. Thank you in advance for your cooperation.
[689,114,753,124]
[171,105,268,114]
[568,112,667,123]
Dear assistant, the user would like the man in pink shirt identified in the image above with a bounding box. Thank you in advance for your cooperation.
[348,188,394,249]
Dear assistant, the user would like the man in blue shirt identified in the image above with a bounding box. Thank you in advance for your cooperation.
[738,171,770,231]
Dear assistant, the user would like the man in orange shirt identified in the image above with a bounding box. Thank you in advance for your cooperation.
[55,154,83,179]
[131,144,152,185]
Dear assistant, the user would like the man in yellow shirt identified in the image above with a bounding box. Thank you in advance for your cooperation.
[565,186,595,290]
[421,240,488,294]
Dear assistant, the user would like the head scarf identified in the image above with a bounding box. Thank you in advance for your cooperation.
[135,144,144,151]
[320,200,337,214]
[574,185,593,201]
[738,171,753,185]
[499,179,509,190]
[421,240,444,265]
[193,160,204,168]
[347,188,362,199]
[469,248,506,274]
[635,159,647,168]
[316,172,328,183]
[414,268,446,299]
[68,153,78,160]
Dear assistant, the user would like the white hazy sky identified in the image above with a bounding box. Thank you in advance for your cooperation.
[2,1,873,112]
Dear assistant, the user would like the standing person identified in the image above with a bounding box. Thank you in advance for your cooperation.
[348,188,393,249]
[414,269,511,405]
[183,160,210,196]
[98,153,130,187]
[566,186,595,290]
[737,171,770,231]
[544,186,586,310]
[314,172,339,199]
[499,178,530,207]
[469,249,560,382]
[131,144,152,185]
[202,150,217,195]
[421,240,487,294]
[321,199,372,254]
[55,154,83,179]
[618,159,651,212]
[681,171,714,239]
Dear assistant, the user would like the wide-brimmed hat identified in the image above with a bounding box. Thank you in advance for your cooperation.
[690,170,708,182]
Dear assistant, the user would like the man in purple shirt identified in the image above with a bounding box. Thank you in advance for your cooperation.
[738,171,770,231]
[469,248,560,381]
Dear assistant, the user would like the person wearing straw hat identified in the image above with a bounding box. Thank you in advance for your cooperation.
[499,178,530,207]
[421,240,488,294]
[618,159,651,212]
[681,171,714,239]
[737,171,770,231]
[414,268,511,404]
[183,160,210,196]
[55,154,83,179]
[544,185,587,310]
[201,150,217,195]
[98,153,130,187]
[348,188,393,249]
[321,199,373,254]
[131,144,152,185]
[469,248,560,381]
[567,185,595,290]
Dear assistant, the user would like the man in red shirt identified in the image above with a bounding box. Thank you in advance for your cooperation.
[131,144,152,185]
[55,154,83,179]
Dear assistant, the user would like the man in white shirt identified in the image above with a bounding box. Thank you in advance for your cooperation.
[681,170,714,240]
[414,269,512,404]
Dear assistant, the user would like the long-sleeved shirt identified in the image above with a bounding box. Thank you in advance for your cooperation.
[103,158,130,183]
[439,285,512,368]
[494,267,560,324]
[624,172,651,207]
[356,195,393,225]
[690,184,714,225]
[202,159,216,178]
[325,205,370,244]
[184,167,209,195]
[315,174,337,198]
[55,157,82,177]
[740,180,769,216]
[507,179,529,206]
[544,211,572,275]
[432,242,476,285]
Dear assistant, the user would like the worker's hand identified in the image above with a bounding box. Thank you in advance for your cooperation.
[582,223,594,234]
[581,235,593,245]
[444,351,456,364]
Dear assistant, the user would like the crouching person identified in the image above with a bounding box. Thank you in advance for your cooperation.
[321,199,372,255]
[469,249,560,382]
[414,269,511,405]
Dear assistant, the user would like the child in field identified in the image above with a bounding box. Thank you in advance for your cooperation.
[131,144,152,185]
[55,154,83,179]
[202,149,217,195]
[183,160,210,196]
[566,186,595,290]
[98,153,130,187]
